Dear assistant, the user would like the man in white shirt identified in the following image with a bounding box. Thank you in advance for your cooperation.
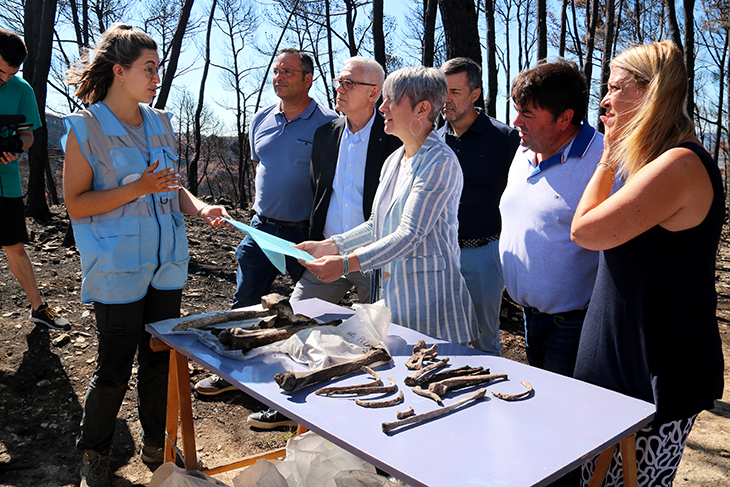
[291,57,401,303]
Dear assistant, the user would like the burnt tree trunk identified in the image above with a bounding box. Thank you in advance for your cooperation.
[484,0,497,116]
[23,0,58,220]
[373,0,386,71]
[155,0,195,110]
[438,0,483,107]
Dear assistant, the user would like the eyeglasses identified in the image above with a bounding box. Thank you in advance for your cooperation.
[133,64,163,79]
[333,78,377,91]
[273,67,308,78]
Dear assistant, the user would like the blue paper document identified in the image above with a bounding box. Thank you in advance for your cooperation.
[224,218,315,274]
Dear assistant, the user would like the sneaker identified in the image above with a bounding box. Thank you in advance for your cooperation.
[194,374,237,395]
[140,445,187,468]
[247,408,297,430]
[79,449,111,487]
[30,303,71,331]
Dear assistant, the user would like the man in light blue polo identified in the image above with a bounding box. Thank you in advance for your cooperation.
[499,58,603,379]
[195,49,336,426]
[232,48,337,308]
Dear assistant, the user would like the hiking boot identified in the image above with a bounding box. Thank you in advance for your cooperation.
[194,374,237,395]
[140,445,187,468]
[30,303,71,331]
[79,449,111,487]
[247,408,297,430]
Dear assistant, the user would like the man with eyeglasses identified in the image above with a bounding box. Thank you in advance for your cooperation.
[194,49,336,423]
[291,56,401,304]
[0,29,71,331]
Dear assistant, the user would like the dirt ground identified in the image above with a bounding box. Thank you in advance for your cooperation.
[0,206,727,487]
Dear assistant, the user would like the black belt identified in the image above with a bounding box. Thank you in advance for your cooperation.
[257,214,309,229]
[459,234,499,248]
[524,307,587,321]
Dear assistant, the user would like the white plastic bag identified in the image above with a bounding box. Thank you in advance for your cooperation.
[275,431,377,487]
[148,463,231,487]
[232,458,287,487]
[270,301,391,370]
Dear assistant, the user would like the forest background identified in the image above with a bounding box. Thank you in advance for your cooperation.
[0,0,728,218]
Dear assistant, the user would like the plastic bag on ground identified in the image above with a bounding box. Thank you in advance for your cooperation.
[148,462,231,487]
[232,458,287,487]
[275,431,377,487]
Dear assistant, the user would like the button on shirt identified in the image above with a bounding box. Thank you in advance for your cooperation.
[322,111,376,238]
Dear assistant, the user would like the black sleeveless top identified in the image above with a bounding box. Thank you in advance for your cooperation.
[573,142,725,423]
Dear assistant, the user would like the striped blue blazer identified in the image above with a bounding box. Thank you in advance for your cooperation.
[333,131,478,343]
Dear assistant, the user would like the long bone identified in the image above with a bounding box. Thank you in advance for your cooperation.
[382,388,486,434]
[275,346,392,392]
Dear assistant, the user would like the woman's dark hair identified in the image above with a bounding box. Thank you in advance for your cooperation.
[66,23,157,105]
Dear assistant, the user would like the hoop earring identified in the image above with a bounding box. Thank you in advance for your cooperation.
[410,118,423,137]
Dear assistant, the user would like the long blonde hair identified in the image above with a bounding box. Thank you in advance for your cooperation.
[609,40,694,180]
[66,23,157,106]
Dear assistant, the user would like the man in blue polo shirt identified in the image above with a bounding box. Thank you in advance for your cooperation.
[499,58,604,378]
[232,48,337,308]
[195,49,336,426]
[438,57,520,356]
[0,29,70,331]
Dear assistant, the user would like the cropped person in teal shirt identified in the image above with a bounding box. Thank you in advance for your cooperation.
[0,28,71,330]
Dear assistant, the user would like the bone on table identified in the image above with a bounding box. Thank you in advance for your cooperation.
[428,373,508,397]
[416,365,487,387]
[382,388,487,434]
[172,293,302,331]
[314,366,389,396]
[404,339,439,370]
[275,346,392,392]
[216,318,342,355]
[492,380,534,401]
[396,407,415,419]
[403,357,450,386]
[412,385,443,406]
[355,386,404,408]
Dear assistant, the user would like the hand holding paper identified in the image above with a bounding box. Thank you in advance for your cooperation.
[224,218,314,274]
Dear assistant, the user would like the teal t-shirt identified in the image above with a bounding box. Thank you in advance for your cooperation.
[0,75,41,198]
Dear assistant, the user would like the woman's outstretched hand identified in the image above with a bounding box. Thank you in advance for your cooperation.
[294,239,339,259]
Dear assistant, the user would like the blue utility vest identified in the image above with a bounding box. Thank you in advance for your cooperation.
[62,102,189,304]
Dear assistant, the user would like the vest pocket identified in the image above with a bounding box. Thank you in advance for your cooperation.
[96,218,141,272]
[171,212,190,263]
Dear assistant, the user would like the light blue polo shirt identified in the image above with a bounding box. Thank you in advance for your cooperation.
[499,121,604,315]
[250,98,337,222]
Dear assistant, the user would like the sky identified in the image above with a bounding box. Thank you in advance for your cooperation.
[165,0,419,135]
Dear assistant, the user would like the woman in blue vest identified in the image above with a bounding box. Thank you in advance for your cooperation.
[62,23,230,486]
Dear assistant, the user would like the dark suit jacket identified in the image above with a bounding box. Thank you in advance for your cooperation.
[309,112,402,241]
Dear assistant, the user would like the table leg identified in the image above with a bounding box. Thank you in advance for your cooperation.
[171,349,198,469]
[620,434,638,487]
[587,444,616,487]
[164,350,180,465]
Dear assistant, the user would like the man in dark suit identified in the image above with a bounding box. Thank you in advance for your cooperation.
[291,56,401,304]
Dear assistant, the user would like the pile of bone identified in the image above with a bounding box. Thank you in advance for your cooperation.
[309,339,533,434]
